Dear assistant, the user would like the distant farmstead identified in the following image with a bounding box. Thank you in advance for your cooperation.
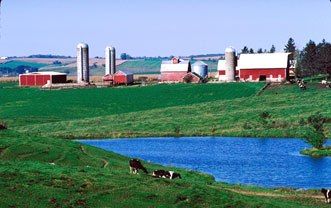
[160,57,191,82]
[217,50,292,82]
[19,72,67,87]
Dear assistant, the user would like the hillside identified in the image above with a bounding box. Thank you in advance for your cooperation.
[0,82,330,207]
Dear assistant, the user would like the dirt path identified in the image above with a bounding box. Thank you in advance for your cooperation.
[208,185,323,201]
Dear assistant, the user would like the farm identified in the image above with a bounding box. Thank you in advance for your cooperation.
[0,81,330,207]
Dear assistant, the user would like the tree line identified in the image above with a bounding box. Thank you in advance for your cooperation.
[240,38,331,78]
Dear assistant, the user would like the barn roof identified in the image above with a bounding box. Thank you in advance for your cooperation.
[161,59,191,72]
[238,53,291,69]
[22,71,67,76]
[217,60,226,70]
[115,70,133,75]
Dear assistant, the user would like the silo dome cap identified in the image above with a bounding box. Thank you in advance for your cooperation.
[193,61,208,66]
[225,47,236,53]
[106,46,116,51]
[77,43,89,48]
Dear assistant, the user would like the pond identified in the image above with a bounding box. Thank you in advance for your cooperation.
[80,137,331,189]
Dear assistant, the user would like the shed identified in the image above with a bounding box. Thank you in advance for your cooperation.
[113,70,134,85]
[238,53,291,82]
[19,72,67,86]
[160,57,191,82]
[183,72,203,83]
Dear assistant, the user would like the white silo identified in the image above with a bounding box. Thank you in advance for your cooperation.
[77,43,89,83]
[105,46,116,75]
[192,61,208,78]
[225,47,236,82]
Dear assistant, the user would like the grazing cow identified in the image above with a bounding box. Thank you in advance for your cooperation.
[129,159,148,174]
[321,188,331,203]
[152,170,182,180]
[322,80,328,85]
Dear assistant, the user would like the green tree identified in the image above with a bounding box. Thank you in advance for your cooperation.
[270,45,276,53]
[257,48,263,53]
[301,40,317,77]
[284,37,296,53]
[249,48,254,54]
[241,46,249,54]
[304,112,327,149]
[316,39,331,77]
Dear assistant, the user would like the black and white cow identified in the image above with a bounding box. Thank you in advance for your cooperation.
[129,159,148,174]
[152,169,182,180]
[321,188,331,203]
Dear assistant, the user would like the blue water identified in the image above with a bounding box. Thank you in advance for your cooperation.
[80,137,331,189]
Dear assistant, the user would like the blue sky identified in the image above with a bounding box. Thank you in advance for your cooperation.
[1,0,331,57]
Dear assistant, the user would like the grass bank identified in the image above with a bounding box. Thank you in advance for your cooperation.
[0,130,328,207]
[0,82,330,207]
[300,147,331,157]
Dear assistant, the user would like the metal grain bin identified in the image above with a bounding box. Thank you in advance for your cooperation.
[192,61,208,78]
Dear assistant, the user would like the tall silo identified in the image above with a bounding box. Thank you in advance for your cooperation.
[105,46,116,75]
[77,43,90,83]
[225,47,236,82]
[192,61,208,78]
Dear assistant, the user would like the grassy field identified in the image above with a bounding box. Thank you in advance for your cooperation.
[0,82,331,207]
[0,60,48,69]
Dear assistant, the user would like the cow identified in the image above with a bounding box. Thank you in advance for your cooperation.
[321,188,331,203]
[152,169,182,180]
[129,159,148,174]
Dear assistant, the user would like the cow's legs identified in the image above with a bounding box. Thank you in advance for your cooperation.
[130,167,133,174]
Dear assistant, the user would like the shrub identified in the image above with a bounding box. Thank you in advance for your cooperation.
[173,125,180,136]
[304,127,327,149]
[304,113,327,149]
[307,112,326,131]
[259,111,271,119]
[0,122,7,130]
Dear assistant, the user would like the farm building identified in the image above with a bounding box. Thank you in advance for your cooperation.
[217,60,239,81]
[238,53,291,82]
[183,72,203,83]
[160,57,191,82]
[113,70,134,85]
[19,72,67,87]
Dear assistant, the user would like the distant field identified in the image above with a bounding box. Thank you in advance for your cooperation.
[118,59,218,74]
[0,60,48,69]
[117,59,162,74]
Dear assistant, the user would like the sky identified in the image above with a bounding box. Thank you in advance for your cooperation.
[0,0,331,57]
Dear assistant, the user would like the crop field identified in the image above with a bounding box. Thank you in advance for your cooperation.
[0,82,330,207]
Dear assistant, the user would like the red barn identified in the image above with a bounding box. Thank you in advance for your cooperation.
[160,57,191,82]
[238,53,291,82]
[19,72,67,87]
[113,70,134,85]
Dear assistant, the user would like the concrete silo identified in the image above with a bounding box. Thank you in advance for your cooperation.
[192,61,208,78]
[77,43,90,83]
[105,46,116,75]
[225,47,237,82]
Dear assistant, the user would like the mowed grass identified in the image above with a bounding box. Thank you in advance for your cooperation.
[11,83,330,139]
[0,83,263,127]
[1,82,331,207]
